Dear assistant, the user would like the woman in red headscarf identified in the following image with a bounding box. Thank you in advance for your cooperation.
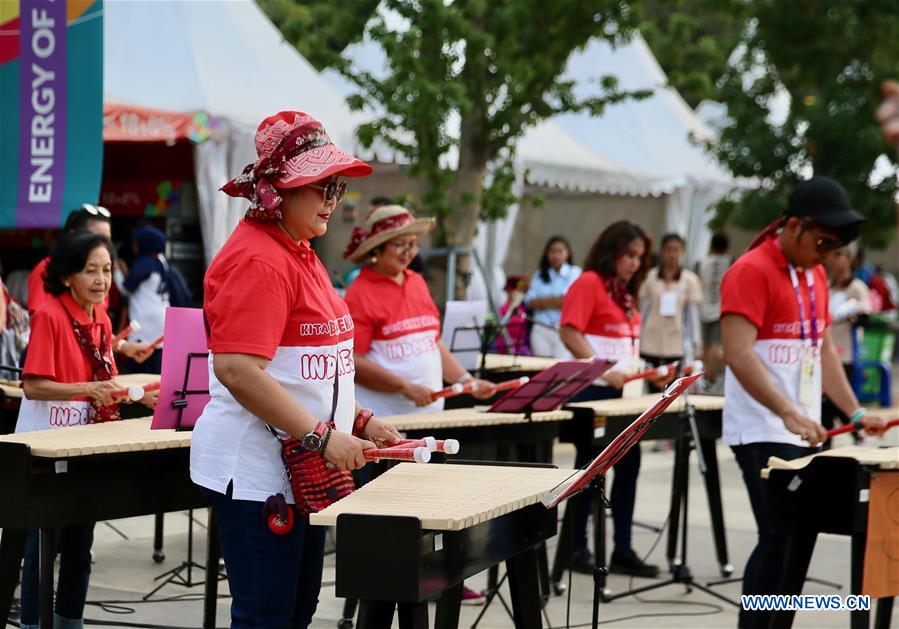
[191,111,400,628]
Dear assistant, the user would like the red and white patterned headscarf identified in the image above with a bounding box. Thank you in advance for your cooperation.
[221,111,371,221]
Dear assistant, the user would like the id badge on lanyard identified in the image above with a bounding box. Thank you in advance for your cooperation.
[789,266,818,407]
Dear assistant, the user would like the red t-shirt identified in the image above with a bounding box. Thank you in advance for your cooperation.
[27,257,51,314]
[344,267,443,415]
[192,220,357,504]
[720,235,832,446]
[18,292,117,432]
[561,270,641,362]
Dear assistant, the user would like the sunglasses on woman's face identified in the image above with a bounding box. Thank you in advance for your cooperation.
[307,180,347,204]
[81,203,111,218]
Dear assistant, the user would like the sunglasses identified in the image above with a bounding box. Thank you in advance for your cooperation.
[81,203,111,218]
[307,180,347,204]
[801,219,842,254]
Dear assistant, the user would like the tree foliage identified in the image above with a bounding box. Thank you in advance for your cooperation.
[637,0,748,109]
[703,0,899,248]
[257,0,377,70]
[264,0,648,249]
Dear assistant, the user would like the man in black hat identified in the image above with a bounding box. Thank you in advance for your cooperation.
[719,176,885,629]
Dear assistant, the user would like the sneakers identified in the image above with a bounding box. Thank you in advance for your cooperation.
[570,549,595,574]
[609,549,659,578]
[461,585,486,605]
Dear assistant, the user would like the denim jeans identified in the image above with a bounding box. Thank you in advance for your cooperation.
[569,385,642,554]
[731,441,817,629]
[19,523,96,628]
[207,486,327,629]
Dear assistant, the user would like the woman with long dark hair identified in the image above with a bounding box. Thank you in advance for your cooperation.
[558,220,658,577]
[524,235,581,357]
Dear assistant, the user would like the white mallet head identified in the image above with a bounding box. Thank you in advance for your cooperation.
[130,320,141,333]
[451,383,465,394]
[657,365,669,377]
[128,386,145,402]
[413,447,432,464]
[442,439,460,455]
[519,376,530,385]
[422,436,438,451]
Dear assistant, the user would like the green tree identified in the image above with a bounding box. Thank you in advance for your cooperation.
[257,0,377,70]
[334,0,649,254]
[707,0,899,248]
[637,0,748,109]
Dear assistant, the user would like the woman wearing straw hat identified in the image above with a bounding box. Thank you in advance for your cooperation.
[192,111,401,628]
[343,205,494,416]
[343,205,494,604]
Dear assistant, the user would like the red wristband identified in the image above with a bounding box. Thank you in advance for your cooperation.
[353,408,374,437]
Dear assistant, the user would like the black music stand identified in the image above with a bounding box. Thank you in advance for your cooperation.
[542,374,703,629]
[144,351,214,599]
[470,360,614,629]
[447,321,526,378]
[598,381,739,608]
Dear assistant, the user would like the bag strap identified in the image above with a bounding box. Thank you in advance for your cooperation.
[266,357,341,441]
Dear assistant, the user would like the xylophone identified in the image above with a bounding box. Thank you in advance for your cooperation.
[763,447,897,629]
[0,419,216,629]
[555,394,729,587]
[310,462,576,629]
[477,353,563,381]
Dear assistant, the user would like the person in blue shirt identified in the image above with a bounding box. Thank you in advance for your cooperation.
[524,236,581,357]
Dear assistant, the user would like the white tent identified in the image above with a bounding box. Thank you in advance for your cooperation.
[103,0,368,262]
[552,33,738,266]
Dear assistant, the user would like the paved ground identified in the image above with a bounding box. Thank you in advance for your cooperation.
[7,429,897,628]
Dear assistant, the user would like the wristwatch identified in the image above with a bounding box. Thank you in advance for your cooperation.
[301,422,329,452]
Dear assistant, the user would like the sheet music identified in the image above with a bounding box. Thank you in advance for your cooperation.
[443,300,487,371]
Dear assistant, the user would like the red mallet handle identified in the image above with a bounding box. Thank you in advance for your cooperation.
[389,437,460,455]
[624,362,679,384]
[827,417,899,439]
[431,376,529,400]
[112,320,141,347]
[389,437,438,451]
[142,381,161,393]
[364,446,431,463]
[148,335,164,350]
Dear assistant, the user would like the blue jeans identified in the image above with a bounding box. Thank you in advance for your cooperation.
[19,523,96,627]
[731,442,817,629]
[207,486,327,629]
[570,385,641,554]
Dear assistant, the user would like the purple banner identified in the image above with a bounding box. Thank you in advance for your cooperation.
[17,0,68,227]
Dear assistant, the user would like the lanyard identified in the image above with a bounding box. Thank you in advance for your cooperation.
[788,265,818,348]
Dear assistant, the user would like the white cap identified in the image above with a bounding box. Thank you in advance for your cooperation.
[451,383,464,394]
[128,386,145,401]
[422,436,437,451]
[130,320,141,333]
[657,365,669,377]
[413,447,432,464]
[442,439,460,455]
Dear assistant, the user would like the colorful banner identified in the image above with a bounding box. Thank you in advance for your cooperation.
[0,0,103,228]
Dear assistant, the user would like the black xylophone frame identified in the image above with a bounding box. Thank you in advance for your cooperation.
[470,359,614,628]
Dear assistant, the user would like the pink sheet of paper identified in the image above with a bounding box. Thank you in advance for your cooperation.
[151,307,211,430]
